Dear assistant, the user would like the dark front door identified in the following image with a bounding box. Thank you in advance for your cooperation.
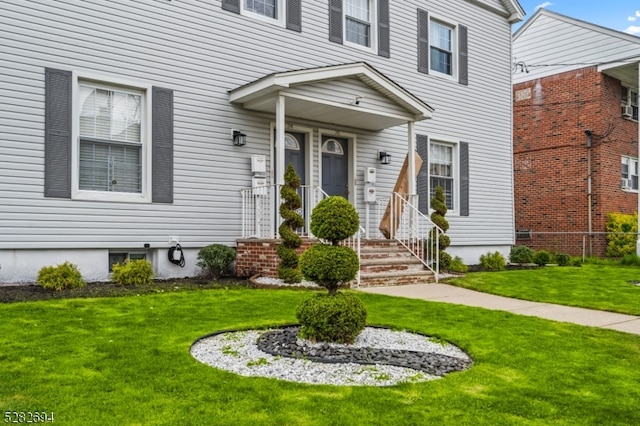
[321,136,348,198]
[283,132,305,184]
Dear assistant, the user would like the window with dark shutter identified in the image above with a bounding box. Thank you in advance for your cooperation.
[378,0,390,58]
[417,9,429,74]
[416,134,430,214]
[458,25,468,86]
[45,68,72,198]
[152,87,174,203]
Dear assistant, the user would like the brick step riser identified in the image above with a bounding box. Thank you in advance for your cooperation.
[359,253,416,261]
[360,264,427,274]
[358,274,435,287]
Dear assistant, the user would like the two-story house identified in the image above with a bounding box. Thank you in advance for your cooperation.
[0,0,523,284]
[513,9,640,257]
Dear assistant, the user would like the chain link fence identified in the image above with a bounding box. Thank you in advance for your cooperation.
[515,231,639,260]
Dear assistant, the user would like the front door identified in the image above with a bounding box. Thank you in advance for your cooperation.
[321,136,348,198]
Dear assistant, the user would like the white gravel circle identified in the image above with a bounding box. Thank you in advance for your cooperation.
[190,327,471,387]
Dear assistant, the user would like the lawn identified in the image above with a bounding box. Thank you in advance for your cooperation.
[1,287,639,425]
[447,264,640,316]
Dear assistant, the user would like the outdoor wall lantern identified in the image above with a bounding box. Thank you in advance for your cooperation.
[232,129,247,146]
[379,151,391,165]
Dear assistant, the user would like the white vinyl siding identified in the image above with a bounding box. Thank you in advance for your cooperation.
[0,0,514,255]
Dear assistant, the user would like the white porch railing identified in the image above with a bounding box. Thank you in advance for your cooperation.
[387,192,442,281]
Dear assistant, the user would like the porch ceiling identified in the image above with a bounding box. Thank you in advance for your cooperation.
[228,62,434,131]
[600,60,640,87]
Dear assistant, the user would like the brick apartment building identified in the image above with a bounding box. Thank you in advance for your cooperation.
[512,9,640,256]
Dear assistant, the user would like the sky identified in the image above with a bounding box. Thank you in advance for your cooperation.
[514,0,640,36]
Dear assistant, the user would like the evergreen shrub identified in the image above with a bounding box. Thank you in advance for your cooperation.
[533,250,552,267]
[296,293,367,344]
[606,212,638,258]
[479,251,506,271]
[197,244,236,279]
[509,245,535,264]
[37,261,86,291]
[111,259,154,286]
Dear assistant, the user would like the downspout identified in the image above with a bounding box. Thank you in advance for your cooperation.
[586,129,593,257]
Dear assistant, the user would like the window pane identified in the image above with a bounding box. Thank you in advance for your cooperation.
[430,21,453,75]
[345,0,370,46]
[430,177,454,210]
[80,141,141,193]
[245,0,276,18]
[79,86,141,144]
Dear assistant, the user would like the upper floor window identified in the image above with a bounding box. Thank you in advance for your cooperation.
[221,0,301,32]
[621,156,638,191]
[79,84,144,194]
[430,20,453,76]
[329,0,390,58]
[345,0,372,48]
[621,86,639,121]
[417,9,468,85]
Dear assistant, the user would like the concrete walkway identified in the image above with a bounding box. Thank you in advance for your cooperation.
[358,283,640,336]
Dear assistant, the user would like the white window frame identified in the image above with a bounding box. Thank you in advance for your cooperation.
[241,0,285,27]
[621,86,639,121]
[621,155,639,191]
[343,0,377,53]
[71,71,152,203]
[429,139,459,214]
[428,15,458,81]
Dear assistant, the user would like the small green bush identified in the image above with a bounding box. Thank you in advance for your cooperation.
[555,253,571,266]
[439,251,453,270]
[111,259,154,286]
[37,261,86,291]
[310,196,360,244]
[197,244,236,279]
[533,250,552,267]
[509,245,535,264]
[606,212,638,258]
[621,253,640,266]
[299,244,359,294]
[479,251,506,271]
[447,256,468,273]
[296,293,367,344]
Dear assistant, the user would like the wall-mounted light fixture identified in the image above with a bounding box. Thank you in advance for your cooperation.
[232,129,246,146]
[379,151,391,165]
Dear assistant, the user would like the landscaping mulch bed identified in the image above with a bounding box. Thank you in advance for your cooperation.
[0,277,250,303]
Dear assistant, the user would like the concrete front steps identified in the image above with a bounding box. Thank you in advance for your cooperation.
[357,239,435,287]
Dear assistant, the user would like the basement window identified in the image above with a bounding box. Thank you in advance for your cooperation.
[109,252,147,272]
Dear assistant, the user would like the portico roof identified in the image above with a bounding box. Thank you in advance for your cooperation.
[228,62,433,131]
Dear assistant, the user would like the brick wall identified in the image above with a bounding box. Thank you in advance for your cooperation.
[513,67,638,256]
[235,238,316,278]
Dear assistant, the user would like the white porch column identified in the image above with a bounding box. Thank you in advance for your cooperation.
[275,93,286,237]
[407,120,416,200]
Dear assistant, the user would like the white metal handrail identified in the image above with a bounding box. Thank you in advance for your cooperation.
[388,192,442,281]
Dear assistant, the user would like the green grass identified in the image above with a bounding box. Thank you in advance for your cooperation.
[1,287,640,425]
[448,264,640,316]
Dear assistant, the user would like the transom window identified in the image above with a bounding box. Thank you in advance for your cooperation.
[79,84,143,194]
[345,0,372,47]
[430,142,454,209]
[322,139,344,155]
[244,0,277,19]
[430,20,453,76]
[621,156,639,191]
[284,133,300,150]
[621,86,639,121]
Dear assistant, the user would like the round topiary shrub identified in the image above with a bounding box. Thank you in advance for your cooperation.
[479,251,506,271]
[555,253,571,266]
[509,245,535,264]
[37,261,86,291]
[310,196,360,244]
[296,292,367,344]
[197,244,236,279]
[299,244,359,295]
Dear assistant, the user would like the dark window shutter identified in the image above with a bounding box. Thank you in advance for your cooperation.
[458,25,468,86]
[152,87,174,203]
[44,68,72,198]
[329,0,343,44]
[417,9,429,74]
[378,0,390,58]
[221,0,240,14]
[416,134,430,214]
[287,0,302,32]
[460,142,469,216]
